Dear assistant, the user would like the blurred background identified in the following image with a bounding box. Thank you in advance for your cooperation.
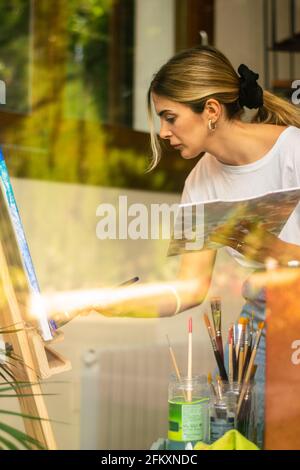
[0,0,299,449]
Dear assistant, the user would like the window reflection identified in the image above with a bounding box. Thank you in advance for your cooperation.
[0,0,211,192]
[0,0,31,113]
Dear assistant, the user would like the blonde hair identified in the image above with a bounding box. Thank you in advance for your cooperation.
[147,45,300,170]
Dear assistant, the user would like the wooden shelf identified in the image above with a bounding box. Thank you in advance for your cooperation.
[269,32,300,52]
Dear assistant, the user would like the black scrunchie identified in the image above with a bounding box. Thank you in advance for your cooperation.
[238,64,263,109]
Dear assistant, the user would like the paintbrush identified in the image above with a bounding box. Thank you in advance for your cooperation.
[203,313,228,382]
[166,335,187,401]
[228,323,238,384]
[232,334,238,382]
[210,297,224,360]
[250,310,254,349]
[118,276,139,287]
[216,375,223,401]
[238,319,248,383]
[243,318,250,367]
[237,322,264,416]
[242,319,252,380]
[250,364,258,380]
[228,325,234,386]
[238,342,245,385]
[239,364,258,422]
[235,317,247,358]
[207,372,217,400]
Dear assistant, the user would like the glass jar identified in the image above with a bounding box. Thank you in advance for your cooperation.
[167,375,209,449]
[209,380,258,445]
[209,382,238,443]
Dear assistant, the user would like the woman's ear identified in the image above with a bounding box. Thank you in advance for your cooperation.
[204,98,222,121]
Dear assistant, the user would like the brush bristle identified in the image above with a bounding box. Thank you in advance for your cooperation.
[203,313,210,327]
[258,321,265,330]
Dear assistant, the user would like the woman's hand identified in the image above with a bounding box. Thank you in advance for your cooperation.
[209,219,300,265]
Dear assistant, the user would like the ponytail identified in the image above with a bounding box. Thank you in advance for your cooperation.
[253,90,300,127]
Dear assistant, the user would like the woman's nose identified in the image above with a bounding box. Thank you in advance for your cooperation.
[159,123,172,140]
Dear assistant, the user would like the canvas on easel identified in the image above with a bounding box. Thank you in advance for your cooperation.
[0,148,71,449]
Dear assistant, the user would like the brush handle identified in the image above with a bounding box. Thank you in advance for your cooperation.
[233,346,238,382]
[216,335,224,360]
[210,383,217,399]
[229,343,233,385]
[118,277,139,287]
[207,325,227,381]
[214,349,228,382]
[242,344,252,380]
[237,339,262,416]
[238,349,244,384]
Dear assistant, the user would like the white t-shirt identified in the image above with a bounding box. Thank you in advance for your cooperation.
[181,126,300,268]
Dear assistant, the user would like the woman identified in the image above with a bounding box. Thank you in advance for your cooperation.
[146,45,300,447]
[51,45,300,446]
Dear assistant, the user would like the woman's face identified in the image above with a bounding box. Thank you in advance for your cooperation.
[152,93,208,159]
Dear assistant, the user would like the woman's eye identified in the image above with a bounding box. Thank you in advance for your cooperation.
[166,116,175,124]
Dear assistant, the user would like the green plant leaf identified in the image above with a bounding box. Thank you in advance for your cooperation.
[0,382,39,392]
[0,409,47,420]
[0,422,45,450]
[0,409,68,426]
[0,370,13,386]
[0,364,16,382]
[0,434,19,449]
[0,391,57,398]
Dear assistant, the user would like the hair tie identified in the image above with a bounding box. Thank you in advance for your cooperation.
[238,64,263,109]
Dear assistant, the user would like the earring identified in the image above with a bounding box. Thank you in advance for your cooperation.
[208,119,217,131]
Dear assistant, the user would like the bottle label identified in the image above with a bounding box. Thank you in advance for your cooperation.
[168,398,208,442]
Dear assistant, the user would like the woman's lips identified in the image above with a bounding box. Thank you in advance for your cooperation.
[172,144,183,149]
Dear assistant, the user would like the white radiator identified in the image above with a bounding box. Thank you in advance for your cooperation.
[80,342,206,450]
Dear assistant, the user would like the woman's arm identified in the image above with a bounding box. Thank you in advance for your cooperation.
[40,249,217,325]
[91,249,217,318]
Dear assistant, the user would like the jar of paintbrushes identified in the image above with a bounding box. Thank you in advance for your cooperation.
[208,377,257,444]
[166,318,209,450]
[204,297,263,446]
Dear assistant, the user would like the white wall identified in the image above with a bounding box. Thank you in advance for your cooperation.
[215,0,265,84]
[133,0,175,131]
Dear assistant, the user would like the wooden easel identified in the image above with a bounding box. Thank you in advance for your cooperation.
[0,181,71,450]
